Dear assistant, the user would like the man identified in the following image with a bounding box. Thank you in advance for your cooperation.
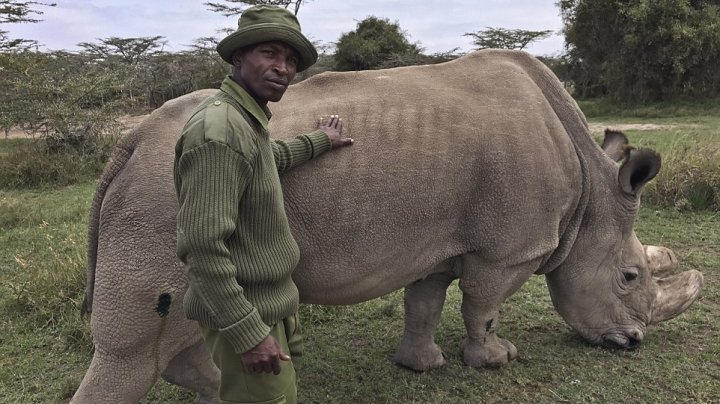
[173,5,353,403]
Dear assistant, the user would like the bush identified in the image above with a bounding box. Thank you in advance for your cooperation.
[334,16,423,71]
[645,145,720,211]
[0,135,116,189]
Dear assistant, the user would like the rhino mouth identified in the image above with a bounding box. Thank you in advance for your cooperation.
[601,331,643,350]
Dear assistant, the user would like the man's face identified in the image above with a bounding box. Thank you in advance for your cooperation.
[233,41,299,104]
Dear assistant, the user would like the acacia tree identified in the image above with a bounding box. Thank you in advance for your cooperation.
[78,36,167,106]
[0,0,55,50]
[0,0,55,137]
[464,27,553,51]
[560,0,720,101]
[78,36,166,65]
[205,0,309,15]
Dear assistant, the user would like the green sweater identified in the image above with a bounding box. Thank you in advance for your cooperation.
[174,77,331,354]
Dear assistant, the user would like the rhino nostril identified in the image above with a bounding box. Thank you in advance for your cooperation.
[626,329,643,349]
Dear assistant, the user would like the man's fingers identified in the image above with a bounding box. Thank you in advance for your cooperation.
[318,115,343,129]
[271,356,282,375]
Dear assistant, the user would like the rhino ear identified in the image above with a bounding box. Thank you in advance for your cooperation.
[618,148,661,195]
[601,129,629,162]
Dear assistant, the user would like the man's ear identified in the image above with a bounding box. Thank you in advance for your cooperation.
[232,50,243,68]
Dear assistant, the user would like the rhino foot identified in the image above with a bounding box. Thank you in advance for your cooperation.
[461,335,517,368]
[393,339,446,371]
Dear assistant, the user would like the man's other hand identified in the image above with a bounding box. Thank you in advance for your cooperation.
[240,335,291,375]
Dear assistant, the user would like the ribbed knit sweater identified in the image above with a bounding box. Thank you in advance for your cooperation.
[174,77,331,354]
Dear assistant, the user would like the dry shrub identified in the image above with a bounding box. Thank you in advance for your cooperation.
[645,145,720,211]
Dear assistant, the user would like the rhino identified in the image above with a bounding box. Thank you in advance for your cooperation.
[72,49,703,403]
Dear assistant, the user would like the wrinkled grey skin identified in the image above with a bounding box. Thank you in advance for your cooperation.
[72,50,703,404]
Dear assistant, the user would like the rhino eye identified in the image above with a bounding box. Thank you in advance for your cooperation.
[622,268,639,283]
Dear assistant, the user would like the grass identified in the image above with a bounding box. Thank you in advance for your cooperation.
[0,105,719,403]
[589,111,720,211]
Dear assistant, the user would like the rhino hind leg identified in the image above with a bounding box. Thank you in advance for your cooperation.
[161,338,220,404]
[458,253,538,368]
[394,266,456,371]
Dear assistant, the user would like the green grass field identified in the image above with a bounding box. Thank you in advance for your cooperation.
[1,107,718,403]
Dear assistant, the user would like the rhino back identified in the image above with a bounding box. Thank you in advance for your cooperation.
[270,50,587,304]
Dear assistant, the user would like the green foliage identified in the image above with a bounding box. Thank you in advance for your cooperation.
[0,138,113,189]
[0,51,126,150]
[644,142,720,211]
[560,0,720,102]
[76,36,228,109]
[141,48,227,108]
[334,16,423,71]
[78,36,166,66]
[293,52,334,81]
[0,51,122,188]
[537,54,573,83]
[579,95,720,118]
[582,100,720,211]
[465,27,554,50]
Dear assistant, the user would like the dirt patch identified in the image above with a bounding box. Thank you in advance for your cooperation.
[589,123,679,134]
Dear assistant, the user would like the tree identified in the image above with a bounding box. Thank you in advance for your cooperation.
[0,51,125,150]
[78,36,168,107]
[560,0,720,102]
[205,0,309,16]
[464,27,553,51]
[334,16,423,71]
[0,0,55,50]
[0,0,54,23]
[78,36,166,66]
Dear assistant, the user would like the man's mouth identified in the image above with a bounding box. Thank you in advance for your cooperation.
[267,78,288,89]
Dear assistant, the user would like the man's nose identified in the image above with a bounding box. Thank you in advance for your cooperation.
[273,60,290,75]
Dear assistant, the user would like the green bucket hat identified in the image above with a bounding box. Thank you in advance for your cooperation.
[216,5,318,72]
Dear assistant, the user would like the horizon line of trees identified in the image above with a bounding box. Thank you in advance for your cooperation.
[2,0,720,151]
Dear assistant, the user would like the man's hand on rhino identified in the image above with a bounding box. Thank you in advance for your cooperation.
[240,335,290,375]
[319,115,353,149]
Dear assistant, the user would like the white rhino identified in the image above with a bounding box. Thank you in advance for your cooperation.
[72,50,703,403]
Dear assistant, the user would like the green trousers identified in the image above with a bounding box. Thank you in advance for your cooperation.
[200,313,303,404]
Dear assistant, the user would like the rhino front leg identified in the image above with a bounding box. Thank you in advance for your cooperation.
[394,268,456,371]
[458,253,538,368]
[71,348,158,403]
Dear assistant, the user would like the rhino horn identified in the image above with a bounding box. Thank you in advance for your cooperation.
[651,269,704,324]
[644,245,680,278]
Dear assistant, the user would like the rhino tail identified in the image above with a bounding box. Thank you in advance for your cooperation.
[81,136,136,316]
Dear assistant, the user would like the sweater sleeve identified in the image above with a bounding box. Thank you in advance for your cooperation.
[175,141,271,353]
[271,130,332,173]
